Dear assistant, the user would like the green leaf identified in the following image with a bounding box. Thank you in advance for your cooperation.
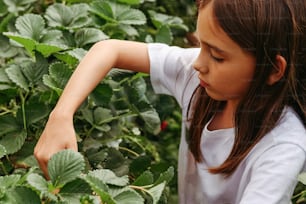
[298,173,306,185]
[117,0,141,5]
[83,174,116,204]
[40,29,63,44]
[88,169,129,187]
[3,0,37,14]
[36,42,67,57]
[0,174,21,189]
[90,83,113,106]
[5,64,29,91]
[0,144,6,159]
[0,131,27,155]
[3,33,36,56]
[0,114,20,136]
[116,7,146,25]
[155,25,173,44]
[26,173,49,193]
[5,186,41,204]
[0,35,18,58]
[90,1,116,23]
[20,54,49,85]
[94,107,113,125]
[0,68,11,84]
[45,3,91,29]
[43,62,73,95]
[54,48,87,67]
[129,156,152,177]
[0,1,8,17]
[48,149,85,187]
[75,28,109,47]
[147,182,166,204]
[148,10,188,31]
[15,14,45,41]
[132,170,154,186]
[154,166,174,185]
[140,110,161,135]
[25,96,49,125]
[113,188,144,204]
[90,1,146,25]
[119,24,139,36]
[60,178,92,194]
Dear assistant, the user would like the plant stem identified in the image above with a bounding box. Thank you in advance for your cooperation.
[118,147,139,157]
[19,92,28,131]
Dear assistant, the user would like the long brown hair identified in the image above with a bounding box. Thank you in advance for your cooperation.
[188,0,306,176]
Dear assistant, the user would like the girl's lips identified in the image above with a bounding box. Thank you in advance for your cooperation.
[200,80,209,88]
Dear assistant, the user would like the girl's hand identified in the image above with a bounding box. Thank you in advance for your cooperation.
[34,112,77,179]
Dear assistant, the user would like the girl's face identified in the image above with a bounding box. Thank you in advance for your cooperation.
[193,1,256,107]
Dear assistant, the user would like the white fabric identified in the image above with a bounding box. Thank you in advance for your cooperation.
[148,43,306,204]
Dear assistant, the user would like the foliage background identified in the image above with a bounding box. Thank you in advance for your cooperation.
[0,0,197,203]
[1,0,306,203]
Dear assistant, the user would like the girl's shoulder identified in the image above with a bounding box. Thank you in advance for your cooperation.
[250,106,306,158]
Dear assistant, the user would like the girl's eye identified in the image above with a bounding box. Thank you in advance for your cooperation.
[210,53,224,62]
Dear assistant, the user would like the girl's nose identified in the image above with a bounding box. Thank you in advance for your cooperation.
[193,53,209,74]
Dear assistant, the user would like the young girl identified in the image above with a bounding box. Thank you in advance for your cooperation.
[34,0,306,203]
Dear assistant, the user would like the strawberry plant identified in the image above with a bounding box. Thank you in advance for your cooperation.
[0,0,193,203]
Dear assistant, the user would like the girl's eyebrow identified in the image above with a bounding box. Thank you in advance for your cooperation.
[201,40,227,54]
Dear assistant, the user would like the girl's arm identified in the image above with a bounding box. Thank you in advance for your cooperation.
[34,39,149,178]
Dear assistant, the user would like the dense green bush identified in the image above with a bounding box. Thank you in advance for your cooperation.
[0,0,198,203]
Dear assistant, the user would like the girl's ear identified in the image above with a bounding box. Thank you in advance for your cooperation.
[267,55,287,85]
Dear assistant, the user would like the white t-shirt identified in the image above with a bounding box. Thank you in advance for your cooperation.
[148,43,306,204]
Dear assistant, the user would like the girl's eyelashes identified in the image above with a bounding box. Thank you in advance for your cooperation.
[210,52,224,62]
[199,42,225,63]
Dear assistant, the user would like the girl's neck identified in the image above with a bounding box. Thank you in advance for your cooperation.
[207,102,236,131]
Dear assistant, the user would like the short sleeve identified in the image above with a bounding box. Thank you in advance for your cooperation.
[148,43,200,107]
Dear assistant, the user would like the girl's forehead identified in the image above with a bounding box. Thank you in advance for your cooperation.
[197,3,239,55]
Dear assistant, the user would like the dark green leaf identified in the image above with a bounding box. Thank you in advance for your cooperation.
[132,170,154,186]
[94,107,113,125]
[43,62,73,95]
[21,54,49,85]
[139,110,161,135]
[5,186,41,204]
[25,96,49,125]
[0,131,27,155]
[154,166,174,185]
[0,114,20,136]
[129,155,152,176]
[156,25,173,44]
[90,83,113,106]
